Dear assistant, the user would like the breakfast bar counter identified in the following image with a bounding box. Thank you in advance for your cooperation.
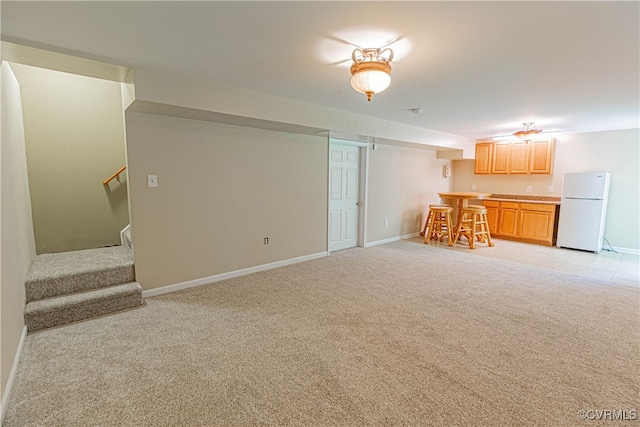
[438,192,492,226]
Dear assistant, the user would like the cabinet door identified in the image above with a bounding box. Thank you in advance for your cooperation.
[475,142,493,174]
[529,139,555,174]
[509,141,529,174]
[482,201,499,234]
[518,207,555,243]
[491,143,510,174]
[485,206,499,234]
[498,203,519,237]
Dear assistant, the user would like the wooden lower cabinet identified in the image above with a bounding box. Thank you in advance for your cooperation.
[497,202,519,237]
[483,200,558,246]
[518,203,555,243]
[483,201,499,233]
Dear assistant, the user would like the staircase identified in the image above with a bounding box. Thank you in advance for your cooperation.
[24,246,144,332]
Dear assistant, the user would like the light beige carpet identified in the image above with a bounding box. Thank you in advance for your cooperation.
[5,240,638,426]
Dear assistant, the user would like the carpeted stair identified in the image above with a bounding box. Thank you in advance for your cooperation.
[24,246,144,332]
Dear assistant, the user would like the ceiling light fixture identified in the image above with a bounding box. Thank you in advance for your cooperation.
[350,47,393,102]
[513,122,542,140]
[493,131,563,142]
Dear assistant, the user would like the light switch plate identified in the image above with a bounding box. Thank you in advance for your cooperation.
[147,175,158,188]
[526,186,532,193]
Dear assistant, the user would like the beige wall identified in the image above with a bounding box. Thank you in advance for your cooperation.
[1,63,35,405]
[126,111,458,290]
[367,144,453,243]
[11,64,128,254]
[126,112,328,290]
[452,129,640,251]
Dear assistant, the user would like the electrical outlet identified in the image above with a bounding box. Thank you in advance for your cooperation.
[384,219,389,226]
[147,175,157,188]
[526,186,532,193]
[548,186,554,193]
[264,237,269,245]
[471,184,477,190]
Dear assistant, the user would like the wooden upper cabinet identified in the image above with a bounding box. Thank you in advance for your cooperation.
[529,139,555,174]
[474,139,555,175]
[491,143,510,174]
[474,142,493,174]
[509,141,529,174]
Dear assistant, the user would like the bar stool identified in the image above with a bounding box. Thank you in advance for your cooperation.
[423,205,454,246]
[453,205,494,249]
[420,204,450,236]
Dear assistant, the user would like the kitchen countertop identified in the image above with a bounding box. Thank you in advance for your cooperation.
[485,194,562,205]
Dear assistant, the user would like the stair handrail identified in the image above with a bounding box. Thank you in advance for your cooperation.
[103,165,126,185]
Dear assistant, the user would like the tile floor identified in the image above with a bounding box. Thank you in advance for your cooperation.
[416,236,640,287]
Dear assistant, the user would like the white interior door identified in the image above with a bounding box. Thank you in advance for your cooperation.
[329,144,359,251]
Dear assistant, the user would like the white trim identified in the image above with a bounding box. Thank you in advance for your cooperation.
[357,145,370,248]
[607,246,640,255]
[362,235,638,254]
[329,137,369,148]
[326,137,331,252]
[120,224,132,249]
[364,232,421,248]
[328,138,370,254]
[142,251,329,298]
[1,325,27,425]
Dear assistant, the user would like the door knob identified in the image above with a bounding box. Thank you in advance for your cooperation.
[356,202,362,206]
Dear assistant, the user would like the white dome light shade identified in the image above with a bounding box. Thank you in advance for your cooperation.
[349,47,393,102]
[350,68,391,102]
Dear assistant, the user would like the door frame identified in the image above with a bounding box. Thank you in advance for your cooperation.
[327,138,370,253]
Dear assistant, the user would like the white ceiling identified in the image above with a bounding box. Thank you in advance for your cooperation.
[2,1,638,140]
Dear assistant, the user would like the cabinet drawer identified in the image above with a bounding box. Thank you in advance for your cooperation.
[520,203,555,212]
[501,201,519,209]
[483,200,500,208]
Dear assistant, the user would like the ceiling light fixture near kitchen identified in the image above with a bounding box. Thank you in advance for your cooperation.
[350,47,393,101]
[493,131,563,142]
[513,122,542,140]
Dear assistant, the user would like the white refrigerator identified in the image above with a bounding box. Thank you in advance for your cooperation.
[557,172,610,253]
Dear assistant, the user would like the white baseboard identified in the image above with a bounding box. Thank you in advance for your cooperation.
[142,251,329,299]
[120,224,132,249]
[608,246,639,255]
[364,232,421,248]
[1,325,27,425]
